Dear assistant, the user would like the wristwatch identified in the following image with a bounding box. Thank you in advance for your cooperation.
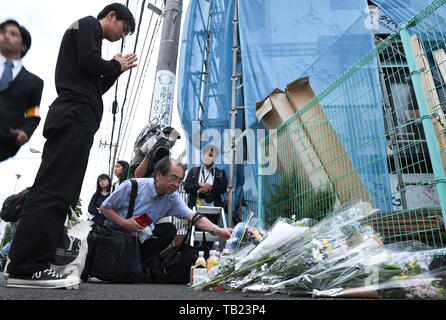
[210,224,218,236]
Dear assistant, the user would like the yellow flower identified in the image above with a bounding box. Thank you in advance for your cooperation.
[322,239,331,251]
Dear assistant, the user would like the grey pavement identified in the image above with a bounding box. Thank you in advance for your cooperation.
[0,273,323,319]
[0,273,423,319]
[0,273,305,301]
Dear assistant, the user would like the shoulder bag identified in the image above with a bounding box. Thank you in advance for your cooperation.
[150,213,210,284]
[81,179,146,283]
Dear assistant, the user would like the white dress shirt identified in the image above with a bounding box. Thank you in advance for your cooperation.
[0,54,23,80]
[197,165,215,206]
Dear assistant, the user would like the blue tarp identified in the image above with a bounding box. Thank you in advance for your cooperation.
[372,0,445,27]
[177,0,234,159]
[177,0,247,217]
[237,0,394,211]
[371,0,446,42]
[177,0,415,213]
[238,0,376,128]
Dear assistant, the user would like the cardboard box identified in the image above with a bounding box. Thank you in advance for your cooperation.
[285,76,373,206]
[256,88,340,207]
[256,89,297,178]
[256,88,296,131]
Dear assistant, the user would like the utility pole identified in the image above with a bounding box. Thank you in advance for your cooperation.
[148,0,183,127]
[228,0,243,228]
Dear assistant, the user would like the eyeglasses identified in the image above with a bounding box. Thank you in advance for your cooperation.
[165,174,184,184]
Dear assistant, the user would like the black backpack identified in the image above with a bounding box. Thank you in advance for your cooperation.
[0,187,31,222]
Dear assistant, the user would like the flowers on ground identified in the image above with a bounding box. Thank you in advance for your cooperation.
[188,201,446,299]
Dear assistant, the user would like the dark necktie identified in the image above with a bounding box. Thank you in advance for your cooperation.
[0,60,14,91]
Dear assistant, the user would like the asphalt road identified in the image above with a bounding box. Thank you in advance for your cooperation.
[0,273,302,301]
[0,273,325,318]
[0,273,429,320]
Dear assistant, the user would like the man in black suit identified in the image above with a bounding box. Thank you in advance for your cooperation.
[5,4,138,290]
[184,144,228,211]
[184,145,228,249]
[0,20,43,162]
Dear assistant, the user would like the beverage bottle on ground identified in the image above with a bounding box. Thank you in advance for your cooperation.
[192,251,207,286]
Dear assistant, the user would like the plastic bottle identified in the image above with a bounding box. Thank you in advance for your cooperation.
[189,265,195,286]
[195,251,207,268]
[222,248,230,258]
[220,248,230,266]
[207,250,220,272]
[213,241,220,253]
[192,251,207,286]
[207,250,222,291]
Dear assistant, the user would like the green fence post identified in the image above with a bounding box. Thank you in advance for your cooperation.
[257,137,263,223]
[400,23,446,222]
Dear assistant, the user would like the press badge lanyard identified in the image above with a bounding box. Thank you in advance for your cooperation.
[200,166,214,184]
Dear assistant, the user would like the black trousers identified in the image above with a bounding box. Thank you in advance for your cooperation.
[0,124,19,162]
[140,222,177,270]
[7,101,99,276]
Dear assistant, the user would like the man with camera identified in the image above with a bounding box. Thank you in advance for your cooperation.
[184,144,228,210]
[129,126,181,178]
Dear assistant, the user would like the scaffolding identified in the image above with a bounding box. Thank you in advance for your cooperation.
[227,0,244,228]
[258,0,446,247]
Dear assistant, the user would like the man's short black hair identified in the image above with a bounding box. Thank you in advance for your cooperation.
[97,3,136,34]
[0,19,32,58]
[163,126,181,139]
[163,126,175,134]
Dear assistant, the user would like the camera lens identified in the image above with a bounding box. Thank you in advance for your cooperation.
[204,192,214,203]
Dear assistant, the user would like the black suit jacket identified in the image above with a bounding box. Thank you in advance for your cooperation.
[0,67,44,158]
[183,166,228,209]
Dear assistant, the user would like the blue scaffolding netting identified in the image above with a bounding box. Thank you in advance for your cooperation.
[176,0,442,215]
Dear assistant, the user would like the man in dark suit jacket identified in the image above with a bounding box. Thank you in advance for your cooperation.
[184,145,228,215]
[5,4,138,290]
[0,20,43,162]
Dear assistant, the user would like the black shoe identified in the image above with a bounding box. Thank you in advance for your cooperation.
[6,268,80,289]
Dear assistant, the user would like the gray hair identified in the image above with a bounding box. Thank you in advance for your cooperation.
[154,156,184,177]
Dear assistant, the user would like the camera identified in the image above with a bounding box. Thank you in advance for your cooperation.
[199,191,214,203]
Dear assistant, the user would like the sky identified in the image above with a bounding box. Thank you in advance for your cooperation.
[0,0,189,219]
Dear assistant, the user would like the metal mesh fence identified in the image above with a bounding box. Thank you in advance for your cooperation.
[258,0,446,248]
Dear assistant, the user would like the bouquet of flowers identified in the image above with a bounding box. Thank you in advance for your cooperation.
[189,199,446,299]
[242,238,446,299]
[250,201,382,283]
[311,267,446,299]
[189,201,377,291]
[188,216,310,291]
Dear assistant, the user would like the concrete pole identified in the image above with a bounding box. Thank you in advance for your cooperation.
[148,0,183,127]
[227,0,240,228]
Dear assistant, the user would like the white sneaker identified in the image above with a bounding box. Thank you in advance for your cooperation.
[7,268,81,289]
[3,257,10,280]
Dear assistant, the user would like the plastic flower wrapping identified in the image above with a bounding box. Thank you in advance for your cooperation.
[188,200,446,299]
[225,213,266,251]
